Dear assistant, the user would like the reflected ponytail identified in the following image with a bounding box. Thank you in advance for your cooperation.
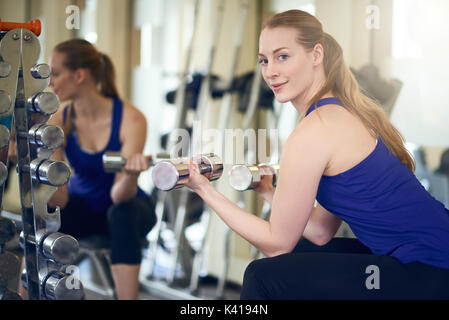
[54,39,119,139]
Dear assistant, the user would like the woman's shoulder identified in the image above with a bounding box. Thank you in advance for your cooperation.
[120,99,146,124]
[48,102,70,126]
[119,99,147,137]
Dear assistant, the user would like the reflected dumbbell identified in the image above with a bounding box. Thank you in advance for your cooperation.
[152,153,223,191]
[22,158,71,186]
[102,151,159,173]
[19,231,79,265]
[28,92,59,116]
[21,269,84,300]
[0,289,22,300]
[43,271,84,300]
[228,163,279,191]
[0,251,20,284]
[0,217,16,245]
[26,123,64,149]
[0,124,11,185]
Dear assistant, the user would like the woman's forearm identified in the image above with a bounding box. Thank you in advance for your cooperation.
[110,174,138,203]
[195,183,283,257]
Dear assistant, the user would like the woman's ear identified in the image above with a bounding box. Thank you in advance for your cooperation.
[73,68,87,85]
[312,43,324,66]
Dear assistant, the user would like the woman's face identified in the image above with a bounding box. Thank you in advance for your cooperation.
[49,51,79,102]
[258,27,316,107]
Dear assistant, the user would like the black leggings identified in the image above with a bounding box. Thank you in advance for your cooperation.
[59,195,156,265]
[240,237,449,300]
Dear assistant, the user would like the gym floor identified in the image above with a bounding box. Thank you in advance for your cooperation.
[79,245,242,300]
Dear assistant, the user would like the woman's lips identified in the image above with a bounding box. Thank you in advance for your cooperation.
[271,81,287,92]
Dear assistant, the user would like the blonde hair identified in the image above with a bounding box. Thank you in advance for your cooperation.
[264,10,415,172]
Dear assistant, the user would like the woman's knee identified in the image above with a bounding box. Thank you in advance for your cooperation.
[241,259,271,300]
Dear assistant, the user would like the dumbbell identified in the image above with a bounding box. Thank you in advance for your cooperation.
[21,269,84,300]
[102,151,162,173]
[19,231,79,265]
[25,158,71,187]
[152,153,223,191]
[228,163,280,191]
[0,289,22,300]
[0,217,16,246]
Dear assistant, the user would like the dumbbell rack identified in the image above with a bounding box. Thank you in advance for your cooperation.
[0,20,84,300]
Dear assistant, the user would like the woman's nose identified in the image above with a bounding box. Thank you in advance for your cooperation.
[264,62,279,79]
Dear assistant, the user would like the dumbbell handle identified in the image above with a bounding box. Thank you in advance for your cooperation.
[102,152,164,173]
[229,164,280,191]
[152,153,223,191]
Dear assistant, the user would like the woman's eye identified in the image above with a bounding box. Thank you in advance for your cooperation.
[258,58,268,66]
[278,54,289,61]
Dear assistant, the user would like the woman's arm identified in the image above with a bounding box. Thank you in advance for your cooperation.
[302,202,342,246]
[189,118,332,257]
[110,102,148,203]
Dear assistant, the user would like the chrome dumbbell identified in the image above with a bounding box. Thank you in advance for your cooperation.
[228,163,280,191]
[0,217,16,246]
[28,92,59,116]
[26,123,64,149]
[19,231,79,265]
[152,153,223,191]
[0,124,10,186]
[24,158,71,187]
[102,151,160,173]
[21,269,84,300]
[0,289,22,300]
[43,271,84,300]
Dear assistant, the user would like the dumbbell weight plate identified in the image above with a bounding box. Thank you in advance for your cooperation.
[0,251,20,283]
[0,217,16,245]
[152,160,190,191]
[228,165,260,191]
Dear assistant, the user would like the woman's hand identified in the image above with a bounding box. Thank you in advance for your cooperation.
[124,154,152,176]
[184,160,211,192]
[254,165,276,203]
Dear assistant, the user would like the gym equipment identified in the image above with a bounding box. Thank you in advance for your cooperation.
[351,64,402,117]
[0,18,84,299]
[152,153,223,191]
[101,151,170,173]
[229,163,279,191]
[406,143,449,209]
[141,0,227,298]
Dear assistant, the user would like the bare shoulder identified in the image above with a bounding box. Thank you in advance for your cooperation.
[291,106,338,147]
[121,100,147,133]
[48,103,68,126]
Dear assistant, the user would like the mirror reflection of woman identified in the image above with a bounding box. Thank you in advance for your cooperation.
[37,39,155,300]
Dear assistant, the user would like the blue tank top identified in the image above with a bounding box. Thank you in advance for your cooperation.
[63,96,147,213]
[308,97,449,270]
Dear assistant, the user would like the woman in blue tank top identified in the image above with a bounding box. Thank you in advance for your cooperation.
[42,39,156,300]
[185,10,449,299]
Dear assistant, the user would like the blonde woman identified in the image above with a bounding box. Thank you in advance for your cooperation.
[185,10,449,299]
